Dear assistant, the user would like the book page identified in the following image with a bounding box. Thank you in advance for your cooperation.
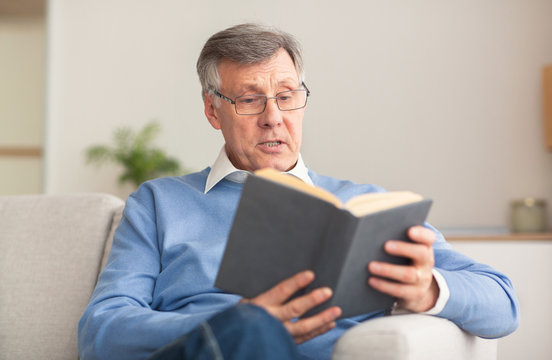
[254,168,343,208]
[345,191,423,217]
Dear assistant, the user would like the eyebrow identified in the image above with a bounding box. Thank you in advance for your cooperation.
[236,79,301,94]
[278,79,301,89]
[238,84,263,93]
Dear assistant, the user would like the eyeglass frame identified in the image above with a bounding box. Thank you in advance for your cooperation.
[211,82,310,115]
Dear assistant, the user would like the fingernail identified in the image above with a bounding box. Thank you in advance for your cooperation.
[368,277,380,287]
[318,287,332,300]
[302,271,314,282]
[370,262,381,272]
[410,227,420,237]
[386,241,397,251]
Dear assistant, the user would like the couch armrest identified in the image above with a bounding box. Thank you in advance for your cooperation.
[332,314,497,360]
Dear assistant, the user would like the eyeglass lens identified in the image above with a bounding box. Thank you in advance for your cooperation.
[235,89,308,115]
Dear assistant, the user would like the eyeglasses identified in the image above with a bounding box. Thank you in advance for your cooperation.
[212,82,310,115]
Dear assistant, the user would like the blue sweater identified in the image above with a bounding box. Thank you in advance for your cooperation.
[78,168,519,360]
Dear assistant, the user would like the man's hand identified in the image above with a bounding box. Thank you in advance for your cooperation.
[367,226,439,312]
[241,270,342,344]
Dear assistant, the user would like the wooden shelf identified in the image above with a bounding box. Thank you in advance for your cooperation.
[0,146,42,157]
[0,0,45,17]
[446,232,552,241]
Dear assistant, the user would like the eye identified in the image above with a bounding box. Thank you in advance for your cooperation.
[278,91,295,102]
[237,96,262,105]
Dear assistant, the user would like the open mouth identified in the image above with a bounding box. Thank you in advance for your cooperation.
[262,141,282,147]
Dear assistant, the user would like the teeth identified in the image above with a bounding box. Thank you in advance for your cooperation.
[264,141,281,147]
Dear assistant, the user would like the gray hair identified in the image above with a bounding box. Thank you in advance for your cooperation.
[196,23,305,101]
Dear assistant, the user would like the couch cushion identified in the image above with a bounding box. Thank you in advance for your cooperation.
[332,313,497,360]
[0,194,124,360]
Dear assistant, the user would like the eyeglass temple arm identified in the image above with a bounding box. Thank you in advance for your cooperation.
[302,82,311,96]
[212,90,235,104]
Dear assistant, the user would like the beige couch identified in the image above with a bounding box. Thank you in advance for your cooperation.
[0,194,497,359]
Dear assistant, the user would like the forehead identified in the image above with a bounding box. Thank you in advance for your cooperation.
[218,49,299,92]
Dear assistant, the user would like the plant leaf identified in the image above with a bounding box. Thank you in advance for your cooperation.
[84,120,185,188]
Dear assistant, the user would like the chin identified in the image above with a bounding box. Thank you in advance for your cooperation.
[256,161,295,172]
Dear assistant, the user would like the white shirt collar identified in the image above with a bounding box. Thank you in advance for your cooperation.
[204,146,313,193]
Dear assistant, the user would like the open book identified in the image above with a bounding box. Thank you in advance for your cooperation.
[215,168,432,318]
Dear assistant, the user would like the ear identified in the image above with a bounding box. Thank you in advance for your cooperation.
[204,93,222,130]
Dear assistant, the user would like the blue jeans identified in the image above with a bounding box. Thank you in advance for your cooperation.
[147,304,300,360]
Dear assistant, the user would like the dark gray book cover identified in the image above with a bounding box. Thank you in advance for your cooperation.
[215,174,432,318]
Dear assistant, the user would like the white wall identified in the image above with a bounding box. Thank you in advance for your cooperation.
[0,17,44,146]
[0,16,45,194]
[45,0,552,230]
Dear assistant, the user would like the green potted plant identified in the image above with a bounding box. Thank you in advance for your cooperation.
[85,121,184,187]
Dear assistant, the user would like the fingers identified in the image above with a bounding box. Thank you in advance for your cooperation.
[368,261,436,311]
[408,226,436,246]
[273,287,333,321]
[365,226,439,313]
[286,306,341,344]
[383,240,435,267]
[245,270,342,343]
[249,270,336,321]
[382,226,435,267]
[252,270,315,306]
[368,231,434,289]
[368,274,439,312]
[368,277,425,301]
[293,317,338,344]
[368,261,427,285]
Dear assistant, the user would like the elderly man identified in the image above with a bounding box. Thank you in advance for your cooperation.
[78,24,519,360]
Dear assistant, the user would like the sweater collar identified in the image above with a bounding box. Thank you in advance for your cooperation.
[204,146,313,193]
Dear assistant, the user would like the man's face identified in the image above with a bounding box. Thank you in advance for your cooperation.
[204,48,304,172]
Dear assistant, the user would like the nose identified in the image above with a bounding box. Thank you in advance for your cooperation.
[258,97,282,128]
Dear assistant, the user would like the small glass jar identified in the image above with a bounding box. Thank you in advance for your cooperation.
[510,198,547,233]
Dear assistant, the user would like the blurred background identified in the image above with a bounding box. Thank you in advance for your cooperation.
[3,0,552,232]
[1,1,551,358]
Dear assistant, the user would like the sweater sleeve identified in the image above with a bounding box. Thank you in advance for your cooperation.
[431,228,520,338]
[77,191,227,360]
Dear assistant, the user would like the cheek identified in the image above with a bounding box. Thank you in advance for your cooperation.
[224,122,254,150]
[287,118,303,146]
